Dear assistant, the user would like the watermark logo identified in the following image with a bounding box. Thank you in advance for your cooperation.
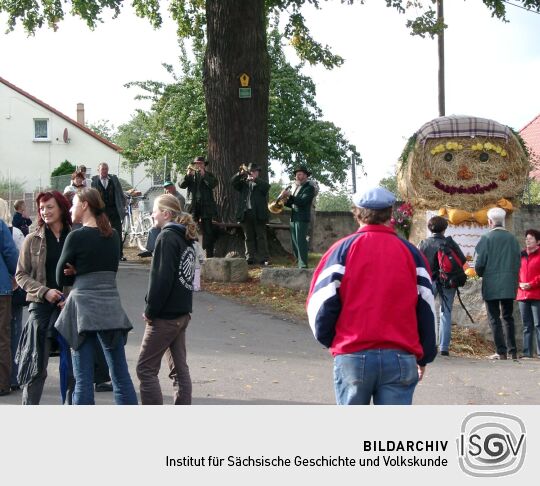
[457,412,526,477]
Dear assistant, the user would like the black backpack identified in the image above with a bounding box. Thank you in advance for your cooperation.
[436,240,467,289]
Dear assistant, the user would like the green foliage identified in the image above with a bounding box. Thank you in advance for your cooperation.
[51,160,76,177]
[268,26,360,188]
[3,1,540,40]
[316,188,352,212]
[521,178,540,205]
[120,32,359,188]
[119,42,207,175]
[87,119,117,143]
[0,175,26,200]
[378,174,398,195]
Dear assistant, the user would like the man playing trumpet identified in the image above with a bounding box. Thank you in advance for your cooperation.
[231,163,270,265]
[180,156,218,257]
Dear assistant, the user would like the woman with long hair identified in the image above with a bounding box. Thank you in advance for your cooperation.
[136,194,197,405]
[15,191,73,404]
[54,188,137,405]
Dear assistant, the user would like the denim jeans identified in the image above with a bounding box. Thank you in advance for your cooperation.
[10,304,23,387]
[433,284,456,352]
[334,349,419,405]
[518,300,540,357]
[485,299,516,356]
[72,332,138,405]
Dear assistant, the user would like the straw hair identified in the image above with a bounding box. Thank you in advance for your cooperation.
[398,132,529,211]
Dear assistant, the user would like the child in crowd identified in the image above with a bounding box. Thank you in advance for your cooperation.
[12,200,32,236]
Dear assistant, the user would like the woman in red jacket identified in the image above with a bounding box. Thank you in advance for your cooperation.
[517,229,540,359]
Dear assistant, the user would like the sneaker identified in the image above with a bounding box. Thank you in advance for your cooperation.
[511,352,518,360]
[489,353,507,360]
[137,250,152,258]
[440,350,449,356]
[519,355,533,360]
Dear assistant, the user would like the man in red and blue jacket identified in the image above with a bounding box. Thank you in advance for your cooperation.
[306,187,436,405]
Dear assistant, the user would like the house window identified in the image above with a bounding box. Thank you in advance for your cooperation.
[33,119,50,141]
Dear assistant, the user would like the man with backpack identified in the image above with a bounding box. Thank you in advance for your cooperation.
[419,216,467,357]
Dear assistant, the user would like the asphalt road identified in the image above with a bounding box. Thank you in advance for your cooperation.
[2,262,540,405]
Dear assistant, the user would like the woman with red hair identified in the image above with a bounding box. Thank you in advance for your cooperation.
[15,190,73,404]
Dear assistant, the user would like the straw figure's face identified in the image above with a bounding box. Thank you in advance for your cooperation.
[399,134,529,211]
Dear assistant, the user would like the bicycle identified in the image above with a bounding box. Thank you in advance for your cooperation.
[122,194,154,251]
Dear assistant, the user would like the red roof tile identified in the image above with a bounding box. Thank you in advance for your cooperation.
[520,114,540,179]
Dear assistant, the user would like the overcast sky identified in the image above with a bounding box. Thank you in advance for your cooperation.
[1,1,539,191]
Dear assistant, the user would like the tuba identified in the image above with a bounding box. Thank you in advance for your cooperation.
[268,185,292,214]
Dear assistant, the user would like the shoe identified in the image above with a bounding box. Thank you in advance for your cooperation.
[440,350,449,356]
[10,385,21,391]
[519,354,533,360]
[246,259,255,265]
[262,260,271,266]
[120,256,127,262]
[0,389,11,397]
[511,352,518,361]
[95,382,114,392]
[137,250,152,258]
[489,353,507,360]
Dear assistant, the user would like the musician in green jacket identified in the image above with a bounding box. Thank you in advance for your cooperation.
[281,166,315,268]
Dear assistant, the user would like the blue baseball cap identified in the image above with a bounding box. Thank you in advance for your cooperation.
[352,187,396,209]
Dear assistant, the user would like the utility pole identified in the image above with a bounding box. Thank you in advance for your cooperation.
[351,154,357,194]
[437,0,445,116]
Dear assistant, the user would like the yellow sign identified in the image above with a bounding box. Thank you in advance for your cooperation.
[239,73,250,87]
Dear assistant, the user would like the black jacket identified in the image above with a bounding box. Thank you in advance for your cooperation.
[231,172,270,223]
[179,171,218,219]
[418,233,466,281]
[145,223,195,319]
[284,182,315,222]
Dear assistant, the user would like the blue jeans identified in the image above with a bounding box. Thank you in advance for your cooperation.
[334,349,419,405]
[72,332,138,405]
[518,300,540,357]
[433,284,456,352]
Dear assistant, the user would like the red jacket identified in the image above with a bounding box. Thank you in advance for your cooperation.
[517,248,540,301]
[306,225,436,366]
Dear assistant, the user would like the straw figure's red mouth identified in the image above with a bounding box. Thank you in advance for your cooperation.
[433,180,498,195]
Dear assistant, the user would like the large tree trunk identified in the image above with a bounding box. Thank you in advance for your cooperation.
[204,0,270,223]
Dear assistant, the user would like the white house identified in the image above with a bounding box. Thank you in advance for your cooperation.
[0,76,156,193]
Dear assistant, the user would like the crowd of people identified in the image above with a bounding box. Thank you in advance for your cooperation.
[1,158,539,405]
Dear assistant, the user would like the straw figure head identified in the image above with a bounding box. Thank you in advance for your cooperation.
[398,115,529,211]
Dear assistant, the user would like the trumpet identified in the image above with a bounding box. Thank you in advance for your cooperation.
[186,163,200,175]
[268,185,292,214]
[238,164,250,178]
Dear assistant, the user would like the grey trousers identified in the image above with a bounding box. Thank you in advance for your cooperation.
[136,314,192,405]
[22,336,52,405]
